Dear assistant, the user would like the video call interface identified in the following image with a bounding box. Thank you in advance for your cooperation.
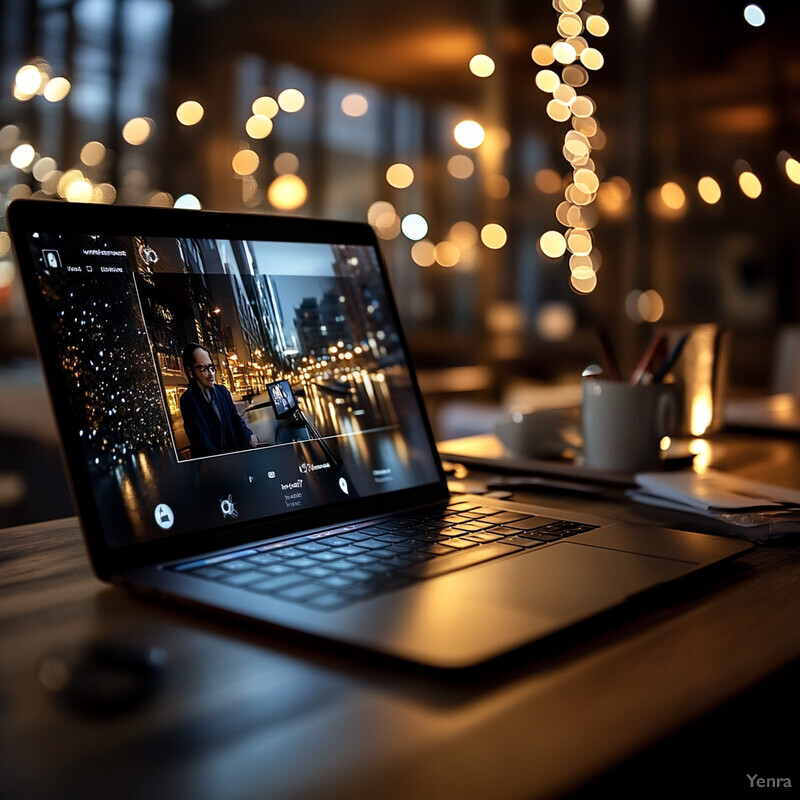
[27,229,441,546]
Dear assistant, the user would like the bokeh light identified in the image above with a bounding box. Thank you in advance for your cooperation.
[341,93,369,116]
[232,149,260,176]
[176,100,204,126]
[267,174,308,210]
[453,120,485,149]
[697,176,722,204]
[252,96,279,118]
[539,230,567,258]
[401,213,428,241]
[386,163,414,189]
[447,154,475,179]
[277,88,305,112]
[469,54,495,77]
[480,223,507,249]
[245,115,273,139]
[738,170,762,198]
[744,4,765,27]
[122,117,154,145]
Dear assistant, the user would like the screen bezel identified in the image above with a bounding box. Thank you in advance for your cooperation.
[6,199,449,580]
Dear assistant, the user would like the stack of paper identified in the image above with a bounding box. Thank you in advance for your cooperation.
[629,470,800,543]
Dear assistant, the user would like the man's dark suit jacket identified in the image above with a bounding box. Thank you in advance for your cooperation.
[179,382,254,458]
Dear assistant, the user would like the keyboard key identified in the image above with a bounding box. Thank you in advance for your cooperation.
[275,583,326,602]
[250,574,305,593]
[441,537,477,550]
[222,570,271,587]
[463,531,504,542]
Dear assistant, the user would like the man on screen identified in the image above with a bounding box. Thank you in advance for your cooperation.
[179,343,258,458]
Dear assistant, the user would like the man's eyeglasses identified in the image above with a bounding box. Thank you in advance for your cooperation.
[193,364,216,374]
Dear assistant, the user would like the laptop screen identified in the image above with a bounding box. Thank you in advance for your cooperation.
[10,203,444,550]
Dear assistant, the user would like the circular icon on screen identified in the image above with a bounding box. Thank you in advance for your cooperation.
[154,504,174,530]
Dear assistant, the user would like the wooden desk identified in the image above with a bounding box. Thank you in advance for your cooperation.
[2,435,799,799]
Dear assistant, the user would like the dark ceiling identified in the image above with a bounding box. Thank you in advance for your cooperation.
[172,0,800,113]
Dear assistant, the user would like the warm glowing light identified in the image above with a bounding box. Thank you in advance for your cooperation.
[122,117,154,145]
[573,168,599,194]
[274,152,300,174]
[688,438,712,471]
[0,232,11,257]
[176,100,204,126]
[386,163,414,189]
[697,176,722,204]
[570,270,597,294]
[531,45,554,67]
[43,77,70,102]
[553,83,576,105]
[65,179,93,203]
[535,301,576,342]
[539,230,567,258]
[481,223,507,249]
[552,41,577,65]
[546,99,571,122]
[401,213,428,241]
[252,96,279,118]
[738,171,762,198]
[434,242,460,267]
[570,96,595,118]
[80,141,106,167]
[447,154,475,179]
[580,48,604,70]
[341,93,369,116]
[566,228,592,255]
[637,289,665,323]
[535,169,563,193]
[557,13,583,38]
[562,64,589,87]
[367,200,396,226]
[586,15,610,36]
[744,4,765,26]
[689,394,714,437]
[535,69,560,93]
[469,54,495,77]
[245,115,273,139]
[15,65,43,96]
[485,174,510,199]
[411,240,436,267]
[175,194,202,209]
[268,174,307,210]
[10,143,35,169]
[454,120,485,149]
[277,88,305,112]
[449,221,478,248]
[232,149,260,176]
[660,181,686,210]
[784,158,800,185]
[368,201,400,239]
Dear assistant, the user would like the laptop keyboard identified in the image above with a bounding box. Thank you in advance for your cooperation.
[172,500,597,611]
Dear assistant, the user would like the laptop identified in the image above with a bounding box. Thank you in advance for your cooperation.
[6,199,751,668]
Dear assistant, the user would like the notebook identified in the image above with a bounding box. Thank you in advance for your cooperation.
[6,199,751,668]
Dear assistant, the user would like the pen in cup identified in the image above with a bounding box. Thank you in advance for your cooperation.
[630,333,667,385]
[652,332,690,383]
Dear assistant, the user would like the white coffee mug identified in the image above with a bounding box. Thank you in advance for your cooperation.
[581,379,678,472]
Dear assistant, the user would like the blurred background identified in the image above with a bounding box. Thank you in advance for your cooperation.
[1,0,799,524]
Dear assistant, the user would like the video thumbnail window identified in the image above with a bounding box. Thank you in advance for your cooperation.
[133,236,405,466]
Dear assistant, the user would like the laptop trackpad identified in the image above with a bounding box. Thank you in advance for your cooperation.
[388,543,693,666]
[427,542,694,612]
